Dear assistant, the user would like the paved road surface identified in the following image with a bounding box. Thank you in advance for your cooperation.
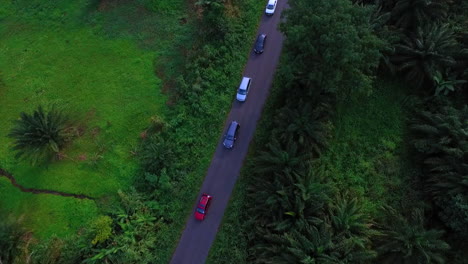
[170,2,288,263]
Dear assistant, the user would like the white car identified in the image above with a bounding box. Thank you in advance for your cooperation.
[236,77,252,102]
[265,0,277,16]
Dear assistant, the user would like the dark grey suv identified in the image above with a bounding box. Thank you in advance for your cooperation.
[223,121,240,149]
[254,34,267,54]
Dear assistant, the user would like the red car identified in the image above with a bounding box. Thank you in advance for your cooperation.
[195,193,212,221]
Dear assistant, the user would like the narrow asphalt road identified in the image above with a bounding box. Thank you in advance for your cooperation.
[170,2,287,263]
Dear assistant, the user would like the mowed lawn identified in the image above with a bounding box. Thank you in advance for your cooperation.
[0,1,170,238]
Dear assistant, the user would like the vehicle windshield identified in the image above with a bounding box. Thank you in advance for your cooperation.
[238,89,247,95]
[226,134,234,140]
[267,4,274,9]
[196,208,205,214]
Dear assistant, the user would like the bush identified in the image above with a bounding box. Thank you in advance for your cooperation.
[91,216,113,245]
[8,105,72,165]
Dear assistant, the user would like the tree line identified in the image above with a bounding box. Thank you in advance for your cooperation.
[241,0,468,263]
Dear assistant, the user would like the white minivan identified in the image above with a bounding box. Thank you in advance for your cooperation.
[265,0,277,16]
[236,77,252,102]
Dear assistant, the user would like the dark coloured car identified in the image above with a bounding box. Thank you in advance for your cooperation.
[223,121,240,149]
[195,193,212,221]
[254,34,267,54]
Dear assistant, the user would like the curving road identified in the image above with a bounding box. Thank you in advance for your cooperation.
[170,1,288,263]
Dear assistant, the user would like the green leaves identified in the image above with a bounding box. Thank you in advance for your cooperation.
[0,214,28,264]
[279,0,386,98]
[390,0,448,30]
[91,216,113,245]
[433,71,467,96]
[375,206,450,264]
[410,102,468,236]
[410,103,468,197]
[392,24,459,90]
[8,105,71,165]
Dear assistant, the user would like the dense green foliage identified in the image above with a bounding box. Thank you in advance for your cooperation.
[279,0,384,97]
[0,214,27,264]
[2,0,467,262]
[210,0,468,262]
[410,102,468,236]
[375,207,450,264]
[0,0,263,262]
[391,24,460,90]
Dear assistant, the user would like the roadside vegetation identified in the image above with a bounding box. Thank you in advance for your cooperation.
[0,0,263,263]
[208,0,468,263]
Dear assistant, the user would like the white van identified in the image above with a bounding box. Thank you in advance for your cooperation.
[236,77,252,102]
[265,0,277,16]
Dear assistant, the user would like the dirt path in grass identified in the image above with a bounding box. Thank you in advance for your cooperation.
[0,168,94,200]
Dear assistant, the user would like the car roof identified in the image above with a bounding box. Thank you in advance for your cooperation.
[200,195,210,205]
[256,35,266,44]
[239,77,251,90]
[228,121,238,134]
[268,0,275,4]
[200,196,207,203]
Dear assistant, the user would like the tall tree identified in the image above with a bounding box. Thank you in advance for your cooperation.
[392,24,458,89]
[279,0,386,98]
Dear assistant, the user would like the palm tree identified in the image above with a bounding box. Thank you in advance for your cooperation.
[8,105,70,164]
[375,206,450,264]
[329,195,374,238]
[139,135,174,176]
[246,170,330,230]
[329,194,378,263]
[252,224,340,264]
[276,101,331,156]
[411,103,468,234]
[410,104,468,197]
[392,24,458,89]
[252,139,308,175]
[273,171,330,232]
[390,0,448,30]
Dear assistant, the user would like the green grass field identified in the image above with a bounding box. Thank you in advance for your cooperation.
[0,0,185,238]
[207,78,411,263]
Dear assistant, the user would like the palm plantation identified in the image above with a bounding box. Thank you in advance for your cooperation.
[209,0,468,262]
